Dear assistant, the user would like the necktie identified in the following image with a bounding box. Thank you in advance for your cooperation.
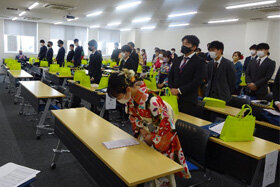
[179,57,189,73]
[214,61,218,68]
[256,59,261,68]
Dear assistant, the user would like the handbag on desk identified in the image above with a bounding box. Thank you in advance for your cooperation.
[160,88,179,115]
[220,104,255,142]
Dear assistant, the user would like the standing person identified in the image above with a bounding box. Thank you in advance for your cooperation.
[67,44,75,62]
[107,71,191,185]
[171,48,178,61]
[157,51,172,89]
[73,39,82,67]
[38,40,47,60]
[46,41,53,65]
[232,51,243,95]
[206,41,236,103]
[127,42,139,71]
[153,49,160,64]
[243,44,257,72]
[111,42,121,65]
[55,40,65,67]
[245,43,276,100]
[154,50,164,70]
[141,49,147,66]
[205,43,213,62]
[136,48,144,65]
[88,40,102,84]
[168,35,206,117]
[119,45,136,72]
[152,47,160,62]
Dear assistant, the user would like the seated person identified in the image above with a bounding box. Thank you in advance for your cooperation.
[119,45,136,73]
[15,50,27,62]
[107,70,191,185]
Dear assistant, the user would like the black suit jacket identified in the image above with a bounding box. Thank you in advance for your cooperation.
[243,56,257,72]
[56,47,65,66]
[89,51,103,84]
[38,45,47,60]
[207,57,236,103]
[119,57,136,72]
[246,57,276,98]
[111,49,121,64]
[130,50,139,71]
[46,48,53,64]
[67,50,74,62]
[273,67,280,110]
[168,54,206,105]
[74,46,82,67]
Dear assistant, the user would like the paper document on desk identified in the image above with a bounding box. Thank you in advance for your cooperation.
[264,109,280,116]
[209,122,225,134]
[0,162,40,187]
[103,138,139,149]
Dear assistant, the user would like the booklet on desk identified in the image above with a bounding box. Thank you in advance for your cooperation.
[0,162,40,187]
[103,138,140,149]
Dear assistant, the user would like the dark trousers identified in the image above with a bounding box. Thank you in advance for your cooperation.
[178,100,203,118]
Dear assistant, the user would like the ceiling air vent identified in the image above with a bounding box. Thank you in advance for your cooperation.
[6,7,19,11]
[247,3,280,13]
[250,17,264,21]
[23,17,42,21]
[44,3,74,10]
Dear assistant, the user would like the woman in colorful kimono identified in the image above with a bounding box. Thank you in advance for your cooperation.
[107,70,191,186]
[157,50,173,89]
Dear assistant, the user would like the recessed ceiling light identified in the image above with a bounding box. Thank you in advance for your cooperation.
[116,1,141,10]
[120,28,131,31]
[226,0,276,9]
[54,22,62,25]
[67,17,79,22]
[28,2,39,10]
[132,17,151,23]
[267,14,280,18]
[19,11,26,17]
[208,18,239,24]
[86,11,103,17]
[168,11,197,18]
[141,26,155,30]
[169,23,189,27]
[107,22,121,26]
[12,17,17,21]
[90,25,100,28]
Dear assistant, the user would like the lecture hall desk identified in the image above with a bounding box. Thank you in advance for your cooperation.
[51,107,183,187]
[204,105,280,144]
[19,81,65,138]
[175,112,280,186]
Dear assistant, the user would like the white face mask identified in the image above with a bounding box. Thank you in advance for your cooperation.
[209,51,217,59]
[121,52,126,58]
[158,54,163,58]
[250,50,256,56]
[171,51,175,54]
[257,51,265,58]
[117,92,131,104]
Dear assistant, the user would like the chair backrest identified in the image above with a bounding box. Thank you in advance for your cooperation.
[175,119,210,167]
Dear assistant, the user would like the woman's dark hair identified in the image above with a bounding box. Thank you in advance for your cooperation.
[232,51,244,60]
[107,70,140,98]
[141,49,146,53]
[166,51,172,64]
[121,45,132,53]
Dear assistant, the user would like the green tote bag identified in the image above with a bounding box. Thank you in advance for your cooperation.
[98,76,109,89]
[160,88,179,115]
[220,104,255,142]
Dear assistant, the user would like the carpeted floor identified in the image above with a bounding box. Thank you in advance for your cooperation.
[0,74,277,187]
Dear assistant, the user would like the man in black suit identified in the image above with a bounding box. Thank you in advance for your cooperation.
[38,40,47,60]
[55,40,65,67]
[46,41,53,65]
[273,67,280,111]
[206,41,236,103]
[111,42,121,65]
[67,44,75,62]
[246,43,276,100]
[119,45,136,72]
[168,35,206,116]
[171,48,178,62]
[127,42,139,71]
[73,39,82,67]
[243,44,257,72]
[88,40,102,84]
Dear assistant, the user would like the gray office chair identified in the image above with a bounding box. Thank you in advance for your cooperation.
[175,119,211,187]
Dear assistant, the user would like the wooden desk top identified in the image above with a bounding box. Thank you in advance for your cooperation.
[67,80,105,95]
[175,112,211,127]
[8,70,33,79]
[51,108,183,186]
[48,71,73,78]
[204,105,280,130]
[19,81,65,99]
[103,69,118,73]
[176,113,280,160]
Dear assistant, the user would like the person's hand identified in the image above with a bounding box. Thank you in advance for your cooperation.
[140,129,149,137]
[144,133,153,146]
[171,88,179,96]
[53,59,57,62]
[276,103,280,111]
[72,59,74,63]
[247,83,257,91]
[157,83,164,89]
[90,77,94,81]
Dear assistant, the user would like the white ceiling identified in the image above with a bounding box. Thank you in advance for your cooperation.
[0,0,279,30]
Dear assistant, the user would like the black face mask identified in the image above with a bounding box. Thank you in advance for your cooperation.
[57,45,60,47]
[47,44,50,47]
[181,45,192,54]
[88,47,93,51]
